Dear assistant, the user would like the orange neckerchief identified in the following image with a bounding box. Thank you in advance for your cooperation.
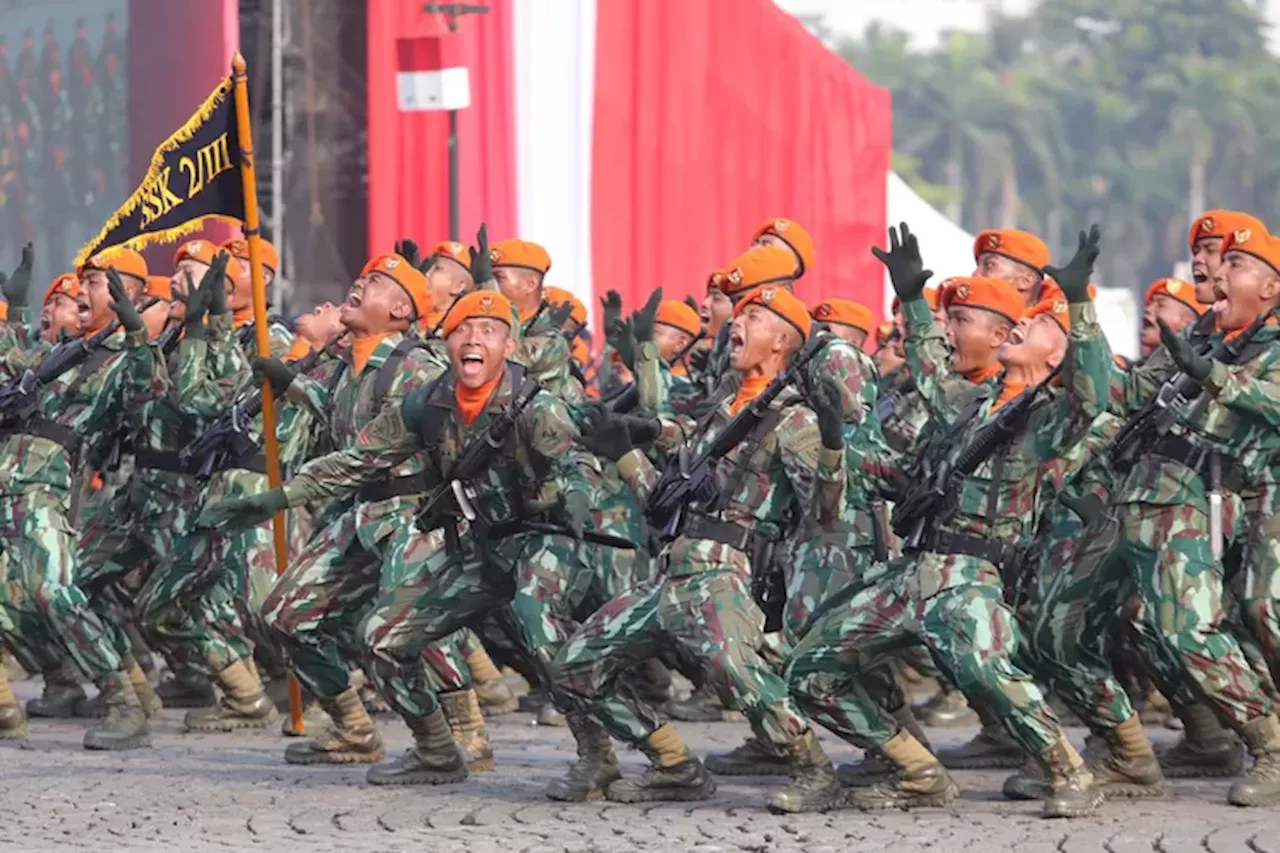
[729,373,770,415]
[519,301,541,323]
[231,306,255,328]
[1224,313,1280,342]
[456,375,501,425]
[671,361,689,379]
[988,379,1028,414]
[283,338,313,363]
[964,362,1002,385]
[351,334,388,375]
[84,318,112,338]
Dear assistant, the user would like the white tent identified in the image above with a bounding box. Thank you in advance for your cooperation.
[885,172,1139,358]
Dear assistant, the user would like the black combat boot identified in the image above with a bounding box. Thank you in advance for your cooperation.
[366,708,469,785]
[606,723,716,803]
[765,730,843,813]
[545,714,622,802]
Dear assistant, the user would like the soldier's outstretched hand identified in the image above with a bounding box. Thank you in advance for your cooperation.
[107,268,145,333]
[1044,224,1101,304]
[199,488,288,531]
[580,407,633,461]
[0,242,33,308]
[871,223,931,303]
[631,288,663,343]
[469,223,493,285]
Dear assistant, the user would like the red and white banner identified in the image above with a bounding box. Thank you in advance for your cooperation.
[367,0,891,328]
[396,35,471,111]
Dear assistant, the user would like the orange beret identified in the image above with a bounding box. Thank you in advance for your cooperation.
[1221,224,1280,276]
[721,245,797,297]
[221,237,279,273]
[544,285,587,325]
[974,229,1049,274]
[1189,210,1267,252]
[940,276,1024,325]
[144,275,174,302]
[175,239,242,284]
[734,284,811,340]
[707,267,726,293]
[813,299,873,333]
[433,240,474,271]
[1145,278,1204,315]
[361,253,432,320]
[874,321,896,347]
[442,289,518,339]
[752,217,815,278]
[655,300,701,338]
[489,239,551,275]
[79,245,149,285]
[44,273,80,305]
[1026,295,1070,335]
[0,302,7,322]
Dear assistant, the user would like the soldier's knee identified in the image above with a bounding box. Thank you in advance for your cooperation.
[32,578,86,621]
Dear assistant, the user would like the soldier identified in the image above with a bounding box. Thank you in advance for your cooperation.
[40,272,81,342]
[422,240,476,331]
[1032,223,1280,807]
[872,321,904,377]
[0,244,162,750]
[219,236,293,359]
[973,228,1052,306]
[786,225,1110,818]
[812,299,874,350]
[1139,278,1202,358]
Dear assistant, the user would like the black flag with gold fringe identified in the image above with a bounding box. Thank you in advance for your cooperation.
[74,76,245,266]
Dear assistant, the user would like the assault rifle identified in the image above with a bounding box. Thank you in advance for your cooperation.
[892,363,1063,548]
[0,321,120,425]
[875,375,916,421]
[180,339,335,479]
[603,331,706,415]
[643,330,830,536]
[1110,307,1280,469]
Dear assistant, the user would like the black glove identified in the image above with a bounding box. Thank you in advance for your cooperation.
[395,238,422,269]
[601,290,625,344]
[618,413,661,448]
[687,345,710,374]
[615,318,638,371]
[631,288,663,343]
[204,252,230,316]
[1159,318,1211,382]
[871,223,932,304]
[580,410,634,461]
[1044,224,1101,304]
[182,272,212,339]
[683,295,698,312]
[542,299,575,333]
[0,242,33,308]
[252,355,298,392]
[107,269,144,333]
[812,378,845,451]
[469,223,493,284]
[199,487,288,530]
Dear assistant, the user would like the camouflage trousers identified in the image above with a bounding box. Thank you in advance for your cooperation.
[552,540,810,749]
[787,551,1063,756]
[0,488,126,680]
[0,545,65,674]
[1032,496,1274,732]
[1232,478,1280,690]
[360,523,631,721]
[263,500,472,717]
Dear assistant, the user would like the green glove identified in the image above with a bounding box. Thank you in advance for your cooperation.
[1159,319,1211,382]
[205,252,230,316]
[871,223,932,304]
[182,272,212,339]
[107,269,144,333]
[469,223,493,284]
[561,490,595,540]
[580,410,634,461]
[1044,224,1101,304]
[631,288,663,343]
[395,238,422,269]
[199,488,289,531]
[811,378,845,451]
[252,355,298,392]
[0,242,33,308]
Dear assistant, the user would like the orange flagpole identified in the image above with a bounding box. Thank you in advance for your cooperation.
[231,52,303,731]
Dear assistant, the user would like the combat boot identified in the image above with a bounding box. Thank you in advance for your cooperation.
[545,714,622,802]
[665,684,732,722]
[1038,734,1103,818]
[0,665,28,739]
[155,670,217,709]
[705,736,790,776]
[126,659,163,719]
[536,702,566,726]
[1228,714,1280,806]
[464,644,519,716]
[26,662,86,718]
[606,723,717,803]
[765,730,843,813]
[847,730,957,810]
[83,671,151,751]
[1088,716,1165,798]
[837,705,932,786]
[1001,758,1048,801]
[366,709,469,785]
[937,721,1024,769]
[185,659,279,731]
[912,685,974,728]
[282,700,332,737]
[285,687,384,765]
[1158,702,1243,778]
[441,689,494,771]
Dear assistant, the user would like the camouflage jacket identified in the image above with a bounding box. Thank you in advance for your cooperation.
[137,314,239,458]
[615,387,844,577]
[283,362,598,533]
[0,315,163,495]
[512,302,585,405]
[877,367,933,455]
[231,314,295,362]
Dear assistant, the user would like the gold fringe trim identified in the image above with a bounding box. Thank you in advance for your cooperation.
[75,76,237,266]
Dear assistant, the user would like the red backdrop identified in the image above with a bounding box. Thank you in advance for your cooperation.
[366,1,516,256]
[591,0,891,317]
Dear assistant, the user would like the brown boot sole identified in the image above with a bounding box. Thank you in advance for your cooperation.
[1041,787,1104,818]
[185,710,281,733]
[849,779,960,811]
[284,747,385,765]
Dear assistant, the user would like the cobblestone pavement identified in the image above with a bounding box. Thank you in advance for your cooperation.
[2,676,1279,852]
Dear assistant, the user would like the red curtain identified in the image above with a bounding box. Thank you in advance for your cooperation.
[591,0,891,320]
[366,0,516,257]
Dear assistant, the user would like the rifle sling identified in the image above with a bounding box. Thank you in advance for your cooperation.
[1,417,81,458]
[134,449,187,473]
[1149,433,1246,494]
[680,513,753,552]
[706,406,787,515]
[911,529,1024,572]
[358,472,432,503]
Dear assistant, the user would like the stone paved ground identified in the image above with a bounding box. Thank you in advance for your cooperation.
[2,676,1279,853]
